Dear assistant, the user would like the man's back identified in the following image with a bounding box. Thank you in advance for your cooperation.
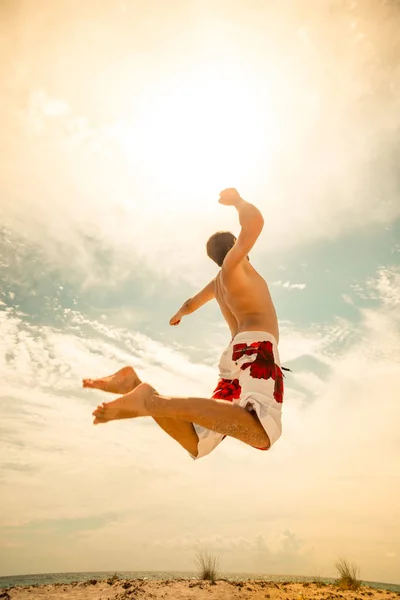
[214,260,279,341]
[169,189,279,342]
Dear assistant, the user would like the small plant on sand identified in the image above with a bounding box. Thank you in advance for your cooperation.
[311,575,326,587]
[335,557,361,590]
[196,549,219,583]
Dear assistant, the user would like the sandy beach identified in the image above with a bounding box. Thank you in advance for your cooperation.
[3,579,399,600]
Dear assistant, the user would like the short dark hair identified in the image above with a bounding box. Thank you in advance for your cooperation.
[206,231,236,267]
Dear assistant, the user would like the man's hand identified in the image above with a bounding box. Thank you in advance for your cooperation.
[169,311,183,326]
[218,188,244,207]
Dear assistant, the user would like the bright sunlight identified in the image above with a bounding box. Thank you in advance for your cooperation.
[116,62,277,209]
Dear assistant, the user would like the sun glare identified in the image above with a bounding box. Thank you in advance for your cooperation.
[117,63,276,210]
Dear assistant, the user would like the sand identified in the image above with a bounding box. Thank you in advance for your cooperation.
[2,579,399,600]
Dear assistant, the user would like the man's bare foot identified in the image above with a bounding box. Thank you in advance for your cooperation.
[82,366,141,395]
[92,383,155,424]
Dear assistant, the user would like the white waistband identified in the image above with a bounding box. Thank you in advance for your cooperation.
[231,331,278,346]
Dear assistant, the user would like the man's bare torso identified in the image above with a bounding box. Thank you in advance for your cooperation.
[214,261,279,341]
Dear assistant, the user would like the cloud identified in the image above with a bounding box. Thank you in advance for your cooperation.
[26,89,71,134]
[342,294,353,305]
[273,281,307,291]
[0,302,221,550]
[368,267,400,309]
[1,1,400,287]
[152,529,309,560]
[1,266,399,581]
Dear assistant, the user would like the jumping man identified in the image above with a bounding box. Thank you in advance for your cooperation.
[83,188,285,459]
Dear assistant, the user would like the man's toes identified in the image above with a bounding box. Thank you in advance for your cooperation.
[84,378,102,389]
[83,378,105,389]
[93,416,105,425]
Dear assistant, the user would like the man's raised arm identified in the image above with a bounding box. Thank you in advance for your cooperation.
[219,188,264,271]
[169,279,215,326]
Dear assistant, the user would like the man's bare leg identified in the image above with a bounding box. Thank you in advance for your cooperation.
[92,382,270,450]
[83,367,199,455]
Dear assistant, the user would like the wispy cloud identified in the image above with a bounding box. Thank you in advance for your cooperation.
[273,281,307,291]
[1,267,400,580]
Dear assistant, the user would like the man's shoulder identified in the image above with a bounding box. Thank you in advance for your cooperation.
[221,260,248,283]
[225,261,268,287]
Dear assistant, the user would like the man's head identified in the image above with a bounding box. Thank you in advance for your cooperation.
[206,231,237,267]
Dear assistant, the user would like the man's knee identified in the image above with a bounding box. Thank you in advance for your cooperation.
[174,423,199,456]
[182,434,199,457]
[253,433,270,451]
[248,410,270,449]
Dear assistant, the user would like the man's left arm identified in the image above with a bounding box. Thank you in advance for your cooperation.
[169,279,215,326]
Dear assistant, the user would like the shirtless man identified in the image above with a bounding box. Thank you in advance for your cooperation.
[83,188,285,459]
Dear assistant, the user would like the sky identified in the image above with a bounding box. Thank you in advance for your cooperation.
[1,0,400,585]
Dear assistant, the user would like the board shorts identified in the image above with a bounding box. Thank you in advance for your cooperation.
[191,331,284,460]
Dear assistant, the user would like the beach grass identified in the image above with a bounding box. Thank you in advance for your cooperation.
[335,557,361,590]
[311,575,326,587]
[196,550,219,583]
